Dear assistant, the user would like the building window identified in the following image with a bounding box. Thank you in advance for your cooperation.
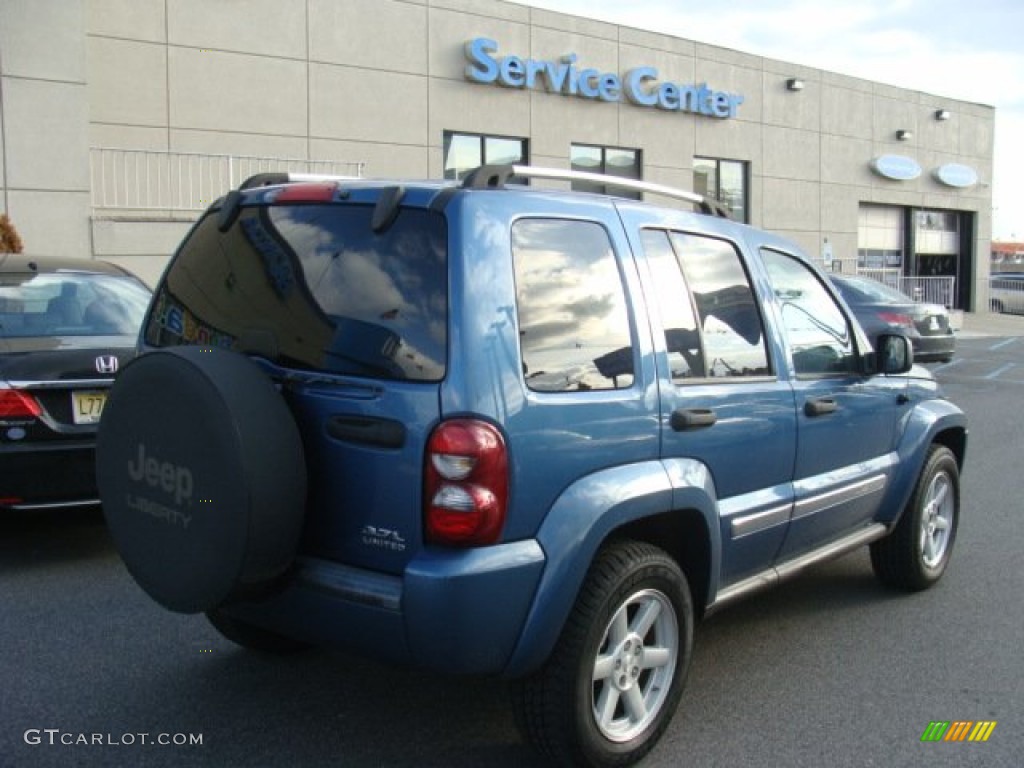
[443,131,528,182]
[915,210,959,259]
[693,157,748,222]
[570,144,642,199]
[858,204,904,269]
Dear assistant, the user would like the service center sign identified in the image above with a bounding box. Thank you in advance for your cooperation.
[465,37,744,119]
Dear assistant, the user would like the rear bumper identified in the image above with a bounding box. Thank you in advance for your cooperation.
[223,539,546,676]
[913,333,956,362]
[0,440,100,510]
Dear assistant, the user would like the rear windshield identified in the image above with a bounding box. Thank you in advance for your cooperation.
[833,276,910,304]
[0,272,150,338]
[145,203,448,381]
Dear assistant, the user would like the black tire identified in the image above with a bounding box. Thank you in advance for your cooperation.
[96,346,307,614]
[512,540,693,768]
[206,608,311,654]
[870,445,959,591]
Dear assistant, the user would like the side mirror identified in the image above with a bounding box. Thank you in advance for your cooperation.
[874,333,913,375]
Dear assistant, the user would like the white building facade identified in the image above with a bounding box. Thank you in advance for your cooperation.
[0,0,995,308]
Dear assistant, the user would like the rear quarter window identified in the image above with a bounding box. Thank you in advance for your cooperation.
[512,218,636,392]
[145,203,448,381]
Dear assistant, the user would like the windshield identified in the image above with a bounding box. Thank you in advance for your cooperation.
[145,203,448,382]
[0,272,151,338]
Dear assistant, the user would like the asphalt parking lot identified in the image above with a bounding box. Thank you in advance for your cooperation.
[1,313,1022,768]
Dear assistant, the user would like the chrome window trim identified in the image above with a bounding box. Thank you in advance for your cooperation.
[6,379,115,389]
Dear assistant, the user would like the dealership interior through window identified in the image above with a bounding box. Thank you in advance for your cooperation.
[693,157,748,222]
[857,204,904,270]
[857,203,972,309]
[858,204,963,279]
[914,211,959,278]
[570,144,642,199]
[443,131,528,181]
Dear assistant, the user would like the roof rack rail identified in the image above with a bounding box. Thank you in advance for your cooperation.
[460,164,732,218]
[238,171,363,191]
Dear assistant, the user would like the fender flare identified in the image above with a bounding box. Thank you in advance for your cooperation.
[502,457,720,677]
[879,398,968,525]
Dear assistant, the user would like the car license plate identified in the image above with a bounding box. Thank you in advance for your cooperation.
[72,390,107,425]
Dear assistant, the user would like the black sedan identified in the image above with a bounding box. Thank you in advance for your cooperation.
[828,273,955,363]
[0,254,150,511]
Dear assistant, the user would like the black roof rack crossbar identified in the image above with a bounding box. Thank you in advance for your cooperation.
[460,165,517,188]
[239,172,292,190]
[698,199,733,218]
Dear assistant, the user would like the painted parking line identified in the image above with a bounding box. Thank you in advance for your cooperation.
[932,359,962,372]
[988,338,1019,351]
[984,363,1017,380]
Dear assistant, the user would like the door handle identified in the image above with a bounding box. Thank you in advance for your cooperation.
[804,397,837,417]
[670,407,717,431]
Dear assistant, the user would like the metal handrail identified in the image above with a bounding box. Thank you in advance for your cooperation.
[854,269,957,308]
[90,148,365,212]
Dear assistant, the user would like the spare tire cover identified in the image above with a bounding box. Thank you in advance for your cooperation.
[97,346,306,614]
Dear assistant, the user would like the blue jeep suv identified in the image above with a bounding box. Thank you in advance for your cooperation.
[97,165,967,767]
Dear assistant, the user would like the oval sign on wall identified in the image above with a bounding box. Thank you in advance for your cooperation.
[933,163,979,188]
[870,155,922,181]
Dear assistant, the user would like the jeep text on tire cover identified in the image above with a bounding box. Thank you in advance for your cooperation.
[97,165,967,767]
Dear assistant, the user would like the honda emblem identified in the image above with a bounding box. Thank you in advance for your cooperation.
[95,355,119,374]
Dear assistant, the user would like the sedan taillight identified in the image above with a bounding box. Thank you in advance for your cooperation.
[878,311,913,328]
[424,419,508,547]
[0,389,42,419]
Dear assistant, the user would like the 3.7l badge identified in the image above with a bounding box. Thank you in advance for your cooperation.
[360,525,406,552]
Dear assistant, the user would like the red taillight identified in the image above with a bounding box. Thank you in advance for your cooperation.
[0,390,42,419]
[878,311,913,327]
[424,419,508,547]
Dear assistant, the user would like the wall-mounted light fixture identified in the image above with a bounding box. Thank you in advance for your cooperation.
[896,129,913,141]
[935,109,951,121]
[786,78,805,92]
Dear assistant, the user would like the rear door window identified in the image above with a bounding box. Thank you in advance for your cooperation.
[642,229,770,380]
[146,204,448,381]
